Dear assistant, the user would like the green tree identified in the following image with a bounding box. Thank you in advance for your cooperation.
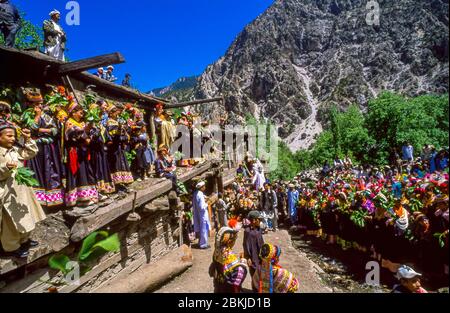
[366,92,449,164]
[337,105,375,163]
[0,12,43,49]
[269,141,300,181]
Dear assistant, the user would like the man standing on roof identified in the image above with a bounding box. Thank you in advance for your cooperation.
[43,10,66,61]
[0,0,21,48]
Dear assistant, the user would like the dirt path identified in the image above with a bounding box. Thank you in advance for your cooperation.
[155,229,331,293]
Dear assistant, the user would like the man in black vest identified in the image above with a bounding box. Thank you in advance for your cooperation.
[0,0,20,48]
[259,182,278,231]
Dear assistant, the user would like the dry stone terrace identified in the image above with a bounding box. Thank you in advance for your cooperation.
[0,160,228,292]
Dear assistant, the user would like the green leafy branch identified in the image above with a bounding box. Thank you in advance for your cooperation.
[14,167,39,187]
[125,150,136,166]
[86,106,101,123]
[45,93,69,113]
[350,209,369,228]
[434,232,448,249]
[20,108,36,129]
[48,231,121,287]
[174,151,185,161]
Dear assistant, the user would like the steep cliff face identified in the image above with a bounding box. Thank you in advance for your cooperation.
[194,0,449,150]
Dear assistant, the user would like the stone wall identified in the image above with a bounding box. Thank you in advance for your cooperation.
[73,207,180,293]
[0,194,181,293]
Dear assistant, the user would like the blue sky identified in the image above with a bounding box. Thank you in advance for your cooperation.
[14,0,274,91]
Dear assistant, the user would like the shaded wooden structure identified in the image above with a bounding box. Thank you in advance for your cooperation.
[0,46,231,293]
[0,46,224,114]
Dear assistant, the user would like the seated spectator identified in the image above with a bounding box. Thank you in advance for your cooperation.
[0,101,12,122]
[155,145,179,193]
[105,65,117,82]
[96,67,106,79]
[236,163,249,177]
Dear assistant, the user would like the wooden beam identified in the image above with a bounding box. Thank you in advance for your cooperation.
[74,72,169,107]
[70,161,212,242]
[0,46,169,107]
[165,97,224,109]
[58,52,125,75]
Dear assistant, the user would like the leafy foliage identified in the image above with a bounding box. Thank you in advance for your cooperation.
[48,255,71,275]
[177,181,188,195]
[269,141,300,181]
[120,110,131,122]
[14,167,39,187]
[350,209,369,228]
[20,108,36,129]
[125,150,136,166]
[85,106,101,123]
[82,94,96,111]
[0,12,43,49]
[48,231,120,279]
[45,93,69,113]
[267,92,449,180]
[434,232,447,249]
[174,151,185,161]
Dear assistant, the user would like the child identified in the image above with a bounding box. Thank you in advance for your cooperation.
[130,123,155,181]
[0,101,12,121]
[0,122,46,258]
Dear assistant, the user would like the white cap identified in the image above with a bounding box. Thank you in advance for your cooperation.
[196,181,205,189]
[396,265,422,280]
[49,10,61,16]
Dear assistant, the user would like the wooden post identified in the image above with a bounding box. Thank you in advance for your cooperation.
[149,111,156,146]
[179,203,184,247]
[217,171,224,194]
[62,75,82,108]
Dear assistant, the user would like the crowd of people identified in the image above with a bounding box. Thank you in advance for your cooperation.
[0,84,199,258]
[182,148,448,293]
[179,155,299,293]
[295,153,449,279]
[188,180,299,294]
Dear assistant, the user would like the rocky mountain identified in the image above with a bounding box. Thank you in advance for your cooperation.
[193,0,449,151]
[149,76,197,100]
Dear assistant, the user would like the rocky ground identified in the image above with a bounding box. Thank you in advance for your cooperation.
[155,229,331,293]
[291,233,449,293]
[155,225,449,294]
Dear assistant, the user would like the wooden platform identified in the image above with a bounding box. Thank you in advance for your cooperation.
[0,160,214,279]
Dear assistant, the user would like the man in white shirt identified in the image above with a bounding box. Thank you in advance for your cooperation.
[43,10,66,61]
